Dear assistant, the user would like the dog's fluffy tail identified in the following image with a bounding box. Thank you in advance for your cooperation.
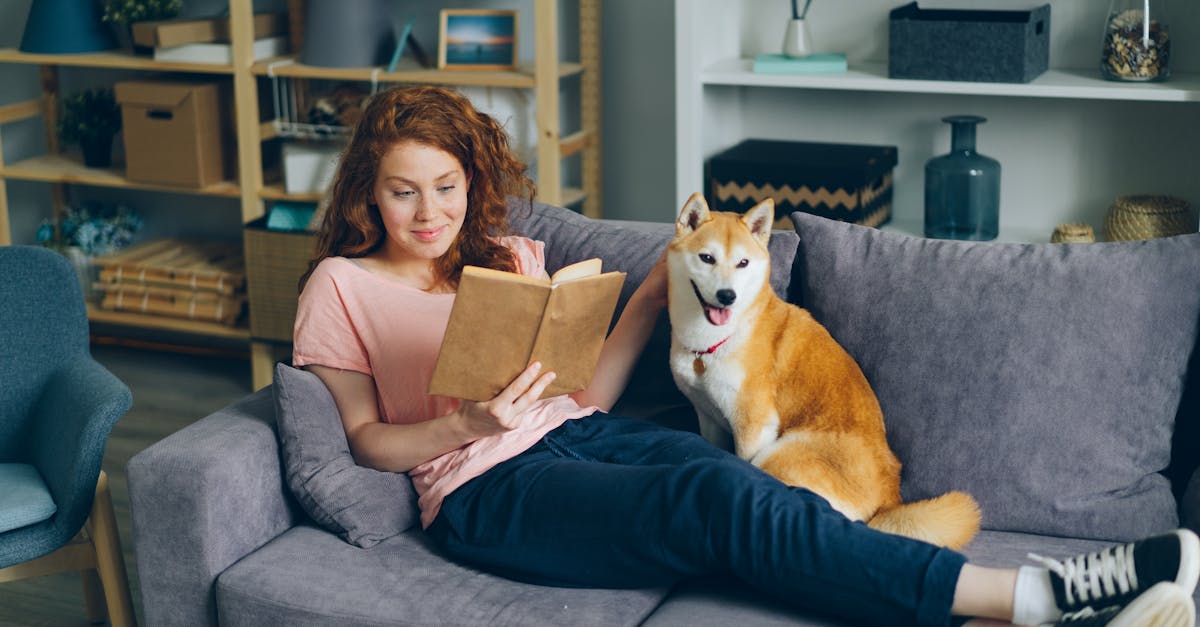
[867,491,981,550]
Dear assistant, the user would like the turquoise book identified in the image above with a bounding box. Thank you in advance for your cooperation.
[753,53,847,74]
[266,201,318,232]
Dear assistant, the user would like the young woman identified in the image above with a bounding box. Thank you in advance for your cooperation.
[293,85,1198,627]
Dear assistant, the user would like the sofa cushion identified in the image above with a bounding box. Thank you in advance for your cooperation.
[508,199,799,424]
[216,524,668,627]
[274,363,418,547]
[790,212,1200,541]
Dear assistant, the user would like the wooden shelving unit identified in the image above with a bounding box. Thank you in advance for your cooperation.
[251,58,586,87]
[0,48,236,74]
[0,154,242,197]
[0,0,602,388]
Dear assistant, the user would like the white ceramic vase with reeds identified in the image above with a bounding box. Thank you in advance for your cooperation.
[783,0,814,58]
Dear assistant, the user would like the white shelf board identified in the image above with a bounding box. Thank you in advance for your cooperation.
[701,60,1200,103]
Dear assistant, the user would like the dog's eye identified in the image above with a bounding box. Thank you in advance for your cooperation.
[699,253,715,265]
[736,259,750,268]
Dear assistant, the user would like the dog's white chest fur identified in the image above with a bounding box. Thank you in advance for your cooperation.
[669,340,745,452]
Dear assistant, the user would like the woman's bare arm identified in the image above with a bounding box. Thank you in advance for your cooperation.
[307,361,558,472]
[571,249,668,411]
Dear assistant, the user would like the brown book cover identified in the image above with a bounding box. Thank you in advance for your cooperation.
[132,13,287,48]
[429,259,626,402]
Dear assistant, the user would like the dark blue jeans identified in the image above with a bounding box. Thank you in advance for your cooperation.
[427,412,966,627]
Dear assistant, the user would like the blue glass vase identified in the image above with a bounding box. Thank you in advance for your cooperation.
[924,115,1000,241]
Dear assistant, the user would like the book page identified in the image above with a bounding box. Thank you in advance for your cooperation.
[550,258,601,284]
[459,264,548,286]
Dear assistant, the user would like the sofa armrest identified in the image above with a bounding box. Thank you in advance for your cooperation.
[127,388,297,627]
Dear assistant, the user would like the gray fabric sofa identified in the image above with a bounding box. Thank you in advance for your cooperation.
[127,200,1200,626]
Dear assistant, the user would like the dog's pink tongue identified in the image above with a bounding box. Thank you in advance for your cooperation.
[705,305,732,326]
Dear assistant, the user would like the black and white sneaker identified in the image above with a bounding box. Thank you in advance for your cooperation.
[1029,529,1199,615]
[1049,582,1195,627]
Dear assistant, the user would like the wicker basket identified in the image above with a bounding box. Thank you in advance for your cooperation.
[1104,195,1198,241]
[1051,223,1096,243]
[244,217,317,342]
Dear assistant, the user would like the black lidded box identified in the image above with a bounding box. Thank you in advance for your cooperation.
[888,2,1050,83]
[707,139,898,228]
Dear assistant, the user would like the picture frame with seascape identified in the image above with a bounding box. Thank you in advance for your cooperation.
[437,9,518,71]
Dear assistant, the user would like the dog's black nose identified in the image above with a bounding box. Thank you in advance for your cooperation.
[716,289,736,306]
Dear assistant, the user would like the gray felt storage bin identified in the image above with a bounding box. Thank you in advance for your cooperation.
[888,2,1051,83]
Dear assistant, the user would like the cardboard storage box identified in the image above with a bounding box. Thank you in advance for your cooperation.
[115,79,231,188]
[244,216,317,342]
[132,13,287,48]
[283,141,344,195]
[708,139,898,229]
[888,2,1050,83]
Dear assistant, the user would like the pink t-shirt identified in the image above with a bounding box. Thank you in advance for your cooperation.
[292,236,595,528]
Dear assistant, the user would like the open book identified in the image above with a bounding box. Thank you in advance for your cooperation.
[428,258,626,402]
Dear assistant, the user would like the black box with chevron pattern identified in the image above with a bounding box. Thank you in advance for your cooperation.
[707,139,898,228]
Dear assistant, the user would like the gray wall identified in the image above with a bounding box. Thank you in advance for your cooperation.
[0,0,675,246]
[600,0,674,221]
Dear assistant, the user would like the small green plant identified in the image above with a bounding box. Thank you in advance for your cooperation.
[100,0,184,25]
[58,88,121,148]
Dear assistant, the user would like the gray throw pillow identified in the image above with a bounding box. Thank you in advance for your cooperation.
[790,212,1200,541]
[273,363,418,547]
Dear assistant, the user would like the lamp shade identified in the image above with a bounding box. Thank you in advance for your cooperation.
[20,0,119,54]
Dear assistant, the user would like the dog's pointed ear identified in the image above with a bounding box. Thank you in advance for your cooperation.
[676,192,711,236]
[742,199,774,248]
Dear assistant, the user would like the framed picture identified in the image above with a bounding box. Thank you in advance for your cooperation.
[438,9,518,71]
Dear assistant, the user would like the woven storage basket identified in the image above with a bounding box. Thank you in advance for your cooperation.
[1051,223,1096,243]
[1104,195,1198,241]
[245,217,317,342]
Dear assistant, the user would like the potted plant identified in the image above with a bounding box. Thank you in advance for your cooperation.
[58,87,122,168]
[100,0,184,26]
[101,0,183,49]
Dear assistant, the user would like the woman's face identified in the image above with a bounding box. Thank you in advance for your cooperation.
[371,140,469,264]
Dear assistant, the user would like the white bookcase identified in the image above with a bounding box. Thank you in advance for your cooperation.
[675,0,1200,242]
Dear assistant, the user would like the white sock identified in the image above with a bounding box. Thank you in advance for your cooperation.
[1011,565,1061,626]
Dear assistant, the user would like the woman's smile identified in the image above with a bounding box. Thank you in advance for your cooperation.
[412,226,447,242]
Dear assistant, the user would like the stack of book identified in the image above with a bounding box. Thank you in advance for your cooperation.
[93,239,247,326]
[132,13,288,65]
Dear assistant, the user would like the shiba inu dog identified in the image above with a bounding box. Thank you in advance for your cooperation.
[667,193,980,549]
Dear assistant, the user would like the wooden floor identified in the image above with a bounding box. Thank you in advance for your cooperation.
[0,345,254,626]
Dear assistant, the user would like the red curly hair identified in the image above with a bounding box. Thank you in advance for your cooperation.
[299,85,535,291]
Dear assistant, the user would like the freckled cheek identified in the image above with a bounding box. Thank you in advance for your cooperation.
[378,207,416,236]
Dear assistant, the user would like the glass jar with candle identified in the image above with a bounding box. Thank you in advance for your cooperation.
[1101,0,1171,82]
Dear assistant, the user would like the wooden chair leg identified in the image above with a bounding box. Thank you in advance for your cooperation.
[81,568,108,623]
[88,471,137,627]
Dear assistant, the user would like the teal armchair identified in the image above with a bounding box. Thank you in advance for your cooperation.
[0,245,136,626]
